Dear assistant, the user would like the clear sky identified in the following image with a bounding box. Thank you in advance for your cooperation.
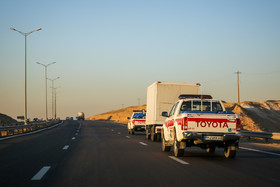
[0,0,279,120]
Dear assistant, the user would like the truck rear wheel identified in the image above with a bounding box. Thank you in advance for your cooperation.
[224,145,237,158]
[151,126,156,141]
[162,132,171,152]
[146,128,150,140]
[173,134,184,157]
[156,133,161,142]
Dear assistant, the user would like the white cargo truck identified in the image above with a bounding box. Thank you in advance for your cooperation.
[145,81,200,141]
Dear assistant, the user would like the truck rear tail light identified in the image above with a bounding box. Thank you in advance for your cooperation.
[236,118,241,132]
[182,117,188,130]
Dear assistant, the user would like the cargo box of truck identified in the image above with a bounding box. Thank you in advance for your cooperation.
[145,81,200,141]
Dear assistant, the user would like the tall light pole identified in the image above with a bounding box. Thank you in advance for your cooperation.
[36,62,56,121]
[53,86,60,119]
[10,27,42,124]
[48,77,60,119]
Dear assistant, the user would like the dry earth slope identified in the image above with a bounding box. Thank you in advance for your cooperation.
[87,101,280,132]
[0,113,17,126]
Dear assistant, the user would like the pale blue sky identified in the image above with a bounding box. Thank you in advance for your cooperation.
[1,0,279,119]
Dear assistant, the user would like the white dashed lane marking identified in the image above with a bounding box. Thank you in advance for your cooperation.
[169,156,189,165]
[126,136,130,138]
[72,137,76,140]
[31,166,51,180]
[139,142,147,146]
[63,145,69,150]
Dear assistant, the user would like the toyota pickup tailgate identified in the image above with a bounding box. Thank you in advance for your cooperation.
[132,119,145,125]
[186,113,239,133]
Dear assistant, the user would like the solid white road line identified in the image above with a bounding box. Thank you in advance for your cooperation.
[31,166,51,180]
[169,156,189,165]
[63,145,69,150]
[139,142,147,146]
[111,129,114,131]
[118,132,121,135]
[240,147,280,157]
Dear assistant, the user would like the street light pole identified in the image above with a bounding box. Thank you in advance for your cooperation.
[10,27,41,124]
[53,86,60,119]
[36,62,56,121]
[48,77,60,119]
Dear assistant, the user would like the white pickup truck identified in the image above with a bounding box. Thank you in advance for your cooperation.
[127,110,146,135]
[161,94,241,158]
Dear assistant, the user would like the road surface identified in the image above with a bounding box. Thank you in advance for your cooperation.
[0,120,279,187]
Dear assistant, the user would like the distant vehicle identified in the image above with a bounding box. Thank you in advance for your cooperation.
[145,81,200,141]
[127,110,146,135]
[70,117,73,120]
[161,94,241,158]
[33,118,39,122]
[66,117,70,120]
[77,112,85,120]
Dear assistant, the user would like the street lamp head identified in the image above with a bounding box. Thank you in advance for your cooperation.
[36,28,42,31]
[52,62,56,65]
[10,27,16,31]
[36,62,40,64]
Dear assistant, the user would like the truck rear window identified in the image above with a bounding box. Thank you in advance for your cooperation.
[132,113,146,119]
[180,100,223,113]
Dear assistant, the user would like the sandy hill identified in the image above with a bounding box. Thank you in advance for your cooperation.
[87,105,146,124]
[223,101,280,132]
[87,101,280,132]
[0,113,17,126]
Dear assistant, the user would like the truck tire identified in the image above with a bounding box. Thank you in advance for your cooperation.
[146,128,151,140]
[151,126,156,142]
[173,132,184,157]
[224,145,236,158]
[162,132,171,152]
[156,133,161,142]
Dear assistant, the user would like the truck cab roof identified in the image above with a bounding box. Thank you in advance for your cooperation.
[178,94,212,99]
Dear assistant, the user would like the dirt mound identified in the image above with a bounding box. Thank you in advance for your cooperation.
[0,113,17,126]
[88,101,280,133]
[86,105,146,124]
[224,101,280,132]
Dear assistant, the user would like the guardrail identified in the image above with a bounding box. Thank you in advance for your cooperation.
[241,130,280,142]
[0,120,61,138]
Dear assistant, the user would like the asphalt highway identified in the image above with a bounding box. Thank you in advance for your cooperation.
[0,120,279,187]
